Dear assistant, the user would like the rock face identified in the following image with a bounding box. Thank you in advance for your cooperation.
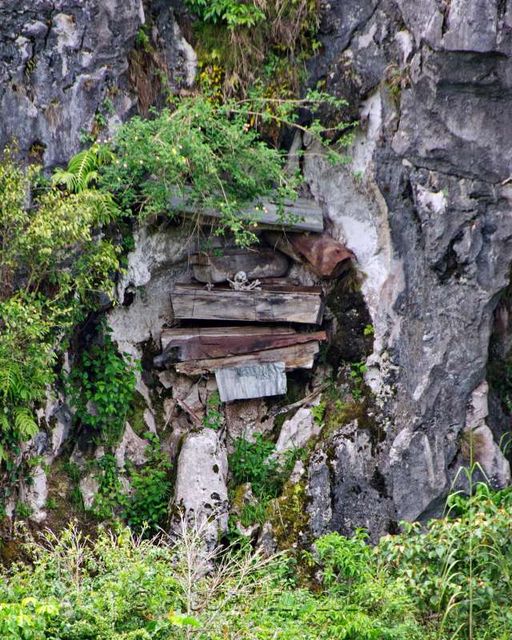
[0,0,194,167]
[172,429,229,549]
[275,406,321,453]
[303,0,512,532]
[2,0,512,541]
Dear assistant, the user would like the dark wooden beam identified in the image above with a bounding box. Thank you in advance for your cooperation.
[175,341,321,375]
[161,326,326,360]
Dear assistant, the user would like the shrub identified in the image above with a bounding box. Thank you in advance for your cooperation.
[0,152,120,467]
[100,96,298,247]
[186,0,320,98]
[378,483,512,639]
[68,327,139,446]
[229,435,281,500]
[122,436,173,534]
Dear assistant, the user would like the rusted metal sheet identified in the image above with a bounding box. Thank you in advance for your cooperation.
[190,248,289,284]
[215,362,287,402]
[171,282,324,325]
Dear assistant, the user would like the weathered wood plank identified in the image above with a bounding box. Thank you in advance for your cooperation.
[161,326,326,360]
[171,283,324,324]
[169,195,324,233]
[175,341,320,376]
[264,231,353,278]
[216,362,287,402]
[190,248,289,284]
[162,325,294,349]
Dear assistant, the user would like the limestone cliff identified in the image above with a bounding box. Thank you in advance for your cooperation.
[1,0,511,541]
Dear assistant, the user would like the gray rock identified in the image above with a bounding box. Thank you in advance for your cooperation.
[389,428,448,522]
[225,399,274,449]
[275,406,321,453]
[115,422,149,469]
[462,381,510,488]
[19,465,48,523]
[172,428,229,549]
[108,225,193,355]
[79,473,100,510]
[0,0,194,167]
[302,0,512,538]
[308,422,394,541]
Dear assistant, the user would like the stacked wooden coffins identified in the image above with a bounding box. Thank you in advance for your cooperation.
[158,197,353,402]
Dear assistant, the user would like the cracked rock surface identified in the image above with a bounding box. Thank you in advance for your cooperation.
[305,0,512,533]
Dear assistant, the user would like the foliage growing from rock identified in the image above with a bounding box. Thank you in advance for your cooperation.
[229,435,282,500]
[0,153,120,465]
[122,435,173,534]
[68,328,139,446]
[100,93,349,246]
[100,96,296,247]
[186,0,320,98]
[229,435,302,527]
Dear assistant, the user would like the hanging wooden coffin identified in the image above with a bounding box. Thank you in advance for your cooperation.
[264,231,353,278]
[189,248,289,284]
[171,282,324,325]
[160,326,327,361]
[174,340,320,376]
[169,195,324,233]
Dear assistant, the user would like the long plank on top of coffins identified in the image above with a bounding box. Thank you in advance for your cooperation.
[171,283,324,325]
[169,195,324,233]
[161,326,327,360]
[216,362,287,402]
[175,341,320,376]
[190,247,289,284]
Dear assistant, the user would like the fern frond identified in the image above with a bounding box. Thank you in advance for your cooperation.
[52,144,114,194]
[0,362,23,402]
[0,411,10,435]
[52,169,79,193]
[13,407,38,440]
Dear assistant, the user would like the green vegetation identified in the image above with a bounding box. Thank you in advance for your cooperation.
[0,151,120,468]
[122,435,173,534]
[229,435,296,501]
[185,0,266,28]
[349,360,368,401]
[186,0,320,99]
[100,93,349,247]
[0,485,510,638]
[86,437,172,534]
[203,391,224,431]
[229,435,302,526]
[68,328,139,446]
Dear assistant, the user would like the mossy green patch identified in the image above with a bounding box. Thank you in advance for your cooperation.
[267,480,309,550]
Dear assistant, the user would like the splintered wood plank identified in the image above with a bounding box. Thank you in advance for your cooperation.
[175,341,320,376]
[171,283,324,325]
[190,248,289,284]
[169,195,324,233]
[216,362,287,402]
[264,231,353,278]
[161,326,326,360]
